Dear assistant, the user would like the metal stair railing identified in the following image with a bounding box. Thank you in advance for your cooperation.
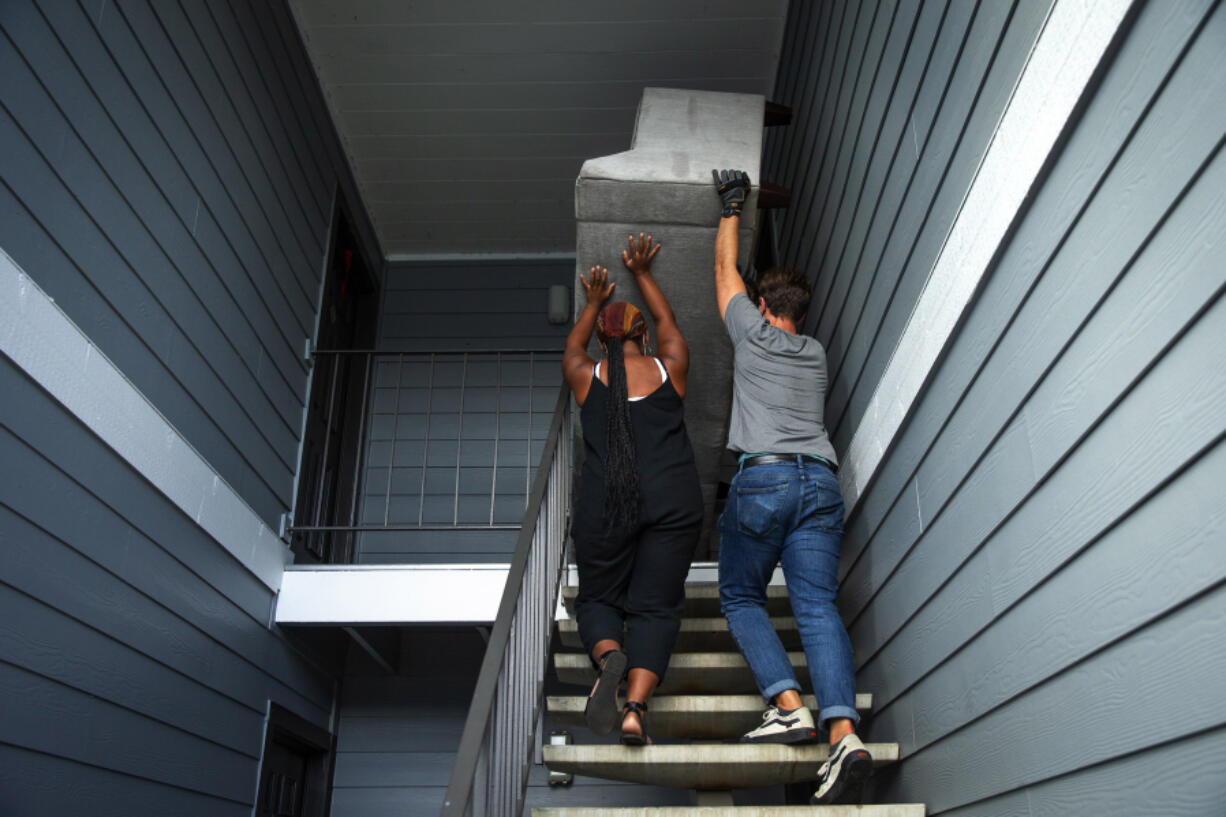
[440,384,572,817]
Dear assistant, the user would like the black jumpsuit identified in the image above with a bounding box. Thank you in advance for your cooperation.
[571,361,703,679]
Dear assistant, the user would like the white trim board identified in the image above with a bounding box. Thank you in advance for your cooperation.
[275,564,511,624]
[838,0,1136,512]
[0,250,290,590]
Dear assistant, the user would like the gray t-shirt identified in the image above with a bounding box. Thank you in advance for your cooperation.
[723,292,838,465]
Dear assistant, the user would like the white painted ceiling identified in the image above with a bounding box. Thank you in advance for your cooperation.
[288,0,788,257]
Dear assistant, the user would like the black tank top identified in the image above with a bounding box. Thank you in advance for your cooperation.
[574,361,703,534]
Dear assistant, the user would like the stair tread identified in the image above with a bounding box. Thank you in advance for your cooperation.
[542,743,899,789]
[547,693,872,739]
[548,693,874,713]
[557,617,799,651]
[533,807,925,817]
[558,617,796,632]
[562,584,790,600]
[554,651,809,694]
[561,584,792,616]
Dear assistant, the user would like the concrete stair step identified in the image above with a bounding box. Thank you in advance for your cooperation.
[553,651,811,694]
[541,742,900,790]
[547,694,873,739]
[533,807,925,817]
[561,584,792,617]
[557,617,799,652]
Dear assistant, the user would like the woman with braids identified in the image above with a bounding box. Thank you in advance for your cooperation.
[562,233,703,746]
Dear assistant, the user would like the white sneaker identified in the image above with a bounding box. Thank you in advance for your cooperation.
[810,732,873,804]
[739,704,819,744]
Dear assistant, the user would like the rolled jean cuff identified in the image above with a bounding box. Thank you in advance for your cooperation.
[818,704,860,729]
[761,678,801,702]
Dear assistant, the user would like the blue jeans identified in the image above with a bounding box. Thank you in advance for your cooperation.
[718,457,859,728]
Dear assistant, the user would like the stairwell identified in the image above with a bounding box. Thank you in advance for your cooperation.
[537,583,925,815]
[519,87,923,816]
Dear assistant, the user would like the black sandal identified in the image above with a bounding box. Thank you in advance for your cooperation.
[619,700,650,746]
[583,649,627,736]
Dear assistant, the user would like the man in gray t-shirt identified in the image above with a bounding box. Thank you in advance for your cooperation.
[711,169,872,806]
[724,291,839,467]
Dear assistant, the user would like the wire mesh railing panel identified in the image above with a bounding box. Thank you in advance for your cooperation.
[289,351,562,560]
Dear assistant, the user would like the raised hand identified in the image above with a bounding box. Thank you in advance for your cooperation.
[580,265,614,308]
[622,232,661,276]
[712,169,751,218]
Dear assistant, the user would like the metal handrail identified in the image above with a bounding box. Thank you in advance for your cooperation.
[440,384,572,817]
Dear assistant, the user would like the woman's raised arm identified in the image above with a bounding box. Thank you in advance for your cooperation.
[562,265,614,405]
[623,233,689,397]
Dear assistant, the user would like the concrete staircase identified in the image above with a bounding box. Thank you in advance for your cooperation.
[539,583,924,814]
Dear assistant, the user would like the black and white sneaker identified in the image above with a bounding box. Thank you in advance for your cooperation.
[739,704,820,744]
[810,732,873,805]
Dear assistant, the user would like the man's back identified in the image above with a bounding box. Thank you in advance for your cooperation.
[723,292,838,466]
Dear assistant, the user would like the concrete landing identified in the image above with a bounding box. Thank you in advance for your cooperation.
[547,693,873,739]
[541,742,900,790]
[533,807,926,817]
[561,583,792,617]
[553,651,810,694]
[557,617,799,652]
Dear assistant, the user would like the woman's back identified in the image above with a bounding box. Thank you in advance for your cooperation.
[577,359,702,532]
[598,353,668,401]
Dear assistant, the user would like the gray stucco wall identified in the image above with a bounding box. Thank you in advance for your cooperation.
[772,0,1226,813]
[0,0,379,529]
[0,0,378,811]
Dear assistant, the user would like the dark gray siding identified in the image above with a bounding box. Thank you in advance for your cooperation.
[769,0,1226,813]
[356,352,561,564]
[353,258,569,563]
[328,630,700,815]
[378,257,572,352]
[766,0,1054,454]
[0,0,379,528]
[329,629,484,815]
[0,1,377,811]
[0,356,336,815]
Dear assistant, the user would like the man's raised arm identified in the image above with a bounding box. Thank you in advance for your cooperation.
[712,169,750,320]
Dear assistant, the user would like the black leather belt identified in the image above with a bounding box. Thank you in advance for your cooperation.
[741,453,837,474]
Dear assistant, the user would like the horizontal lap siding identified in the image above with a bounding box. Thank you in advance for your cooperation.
[768,0,1052,454]
[329,629,485,816]
[768,0,1226,813]
[359,259,568,562]
[330,630,702,814]
[0,1,376,811]
[379,258,573,352]
[0,0,380,528]
[0,357,336,814]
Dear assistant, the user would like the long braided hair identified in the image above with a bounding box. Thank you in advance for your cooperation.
[596,302,649,531]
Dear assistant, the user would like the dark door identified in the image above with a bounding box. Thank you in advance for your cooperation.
[257,738,310,817]
[293,200,379,563]
[255,704,334,817]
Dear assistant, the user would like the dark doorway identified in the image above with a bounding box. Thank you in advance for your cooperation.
[255,703,334,817]
[292,196,379,563]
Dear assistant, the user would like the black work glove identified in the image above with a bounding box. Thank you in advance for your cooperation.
[712,169,751,218]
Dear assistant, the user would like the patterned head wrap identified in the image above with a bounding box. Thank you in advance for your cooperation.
[596,302,649,348]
